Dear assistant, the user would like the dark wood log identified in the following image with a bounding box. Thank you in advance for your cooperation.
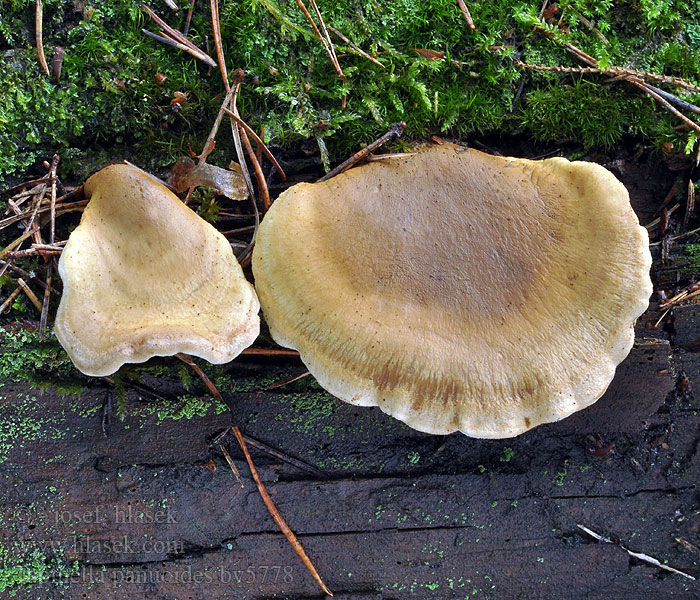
[1,327,698,599]
[1,148,699,599]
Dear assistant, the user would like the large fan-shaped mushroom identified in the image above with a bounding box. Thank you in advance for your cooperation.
[55,164,259,376]
[252,143,652,438]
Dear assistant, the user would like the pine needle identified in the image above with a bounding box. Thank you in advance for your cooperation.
[232,425,333,596]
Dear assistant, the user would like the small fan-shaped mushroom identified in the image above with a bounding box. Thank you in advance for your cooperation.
[252,143,652,438]
[55,164,259,376]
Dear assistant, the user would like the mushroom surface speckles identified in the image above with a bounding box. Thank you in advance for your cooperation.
[55,164,259,376]
[252,144,652,438]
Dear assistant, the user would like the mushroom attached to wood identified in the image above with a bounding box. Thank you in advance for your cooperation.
[252,143,652,438]
[55,164,259,376]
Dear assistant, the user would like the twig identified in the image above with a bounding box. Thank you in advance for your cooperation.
[48,155,59,247]
[208,0,261,216]
[675,537,700,556]
[456,0,476,29]
[328,26,384,68]
[175,354,224,401]
[685,179,695,229]
[232,426,333,596]
[241,347,300,357]
[653,308,670,328]
[221,225,256,237]
[218,443,244,487]
[141,29,217,67]
[629,78,700,135]
[294,0,343,77]
[39,263,53,338]
[577,524,695,580]
[0,176,55,197]
[209,0,228,83]
[40,155,59,340]
[17,278,43,312]
[35,0,50,76]
[0,228,41,261]
[518,36,700,133]
[0,286,22,314]
[309,0,343,77]
[267,370,312,389]
[318,121,406,182]
[198,85,238,164]
[223,109,287,181]
[176,353,332,595]
[6,247,62,259]
[642,83,700,116]
[644,203,680,230]
[142,3,216,66]
[240,433,326,478]
[183,0,196,36]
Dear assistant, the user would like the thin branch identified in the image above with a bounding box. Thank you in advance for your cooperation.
[17,278,43,312]
[142,3,216,66]
[456,0,476,29]
[209,0,228,84]
[0,286,22,314]
[629,78,700,134]
[198,85,238,164]
[328,26,384,68]
[176,354,333,595]
[35,0,50,76]
[1,176,55,197]
[240,432,326,478]
[175,354,224,401]
[49,154,59,246]
[241,347,300,357]
[318,121,406,182]
[294,0,343,77]
[577,524,695,580]
[183,0,196,36]
[218,443,244,487]
[267,370,312,389]
[40,155,59,340]
[0,228,41,261]
[232,426,333,596]
[223,109,287,181]
[141,29,217,67]
[309,0,343,77]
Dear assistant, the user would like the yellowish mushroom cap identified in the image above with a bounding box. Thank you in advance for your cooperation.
[252,144,652,438]
[55,164,259,376]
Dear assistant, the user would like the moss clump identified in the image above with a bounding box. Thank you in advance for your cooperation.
[278,391,338,436]
[133,394,229,424]
[687,243,700,266]
[2,0,700,184]
[0,328,83,395]
[0,541,78,593]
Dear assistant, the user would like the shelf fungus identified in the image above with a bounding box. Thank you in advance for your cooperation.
[55,164,259,376]
[252,143,652,438]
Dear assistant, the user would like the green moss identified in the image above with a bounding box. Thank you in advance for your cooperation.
[687,243,700,266]
[132,394,228,424]
[0,392,71,464]
[2,0,700,184]
[500,446,514,462]
[279,391,338,436]
[0,541,78,593]
[553,468,567,486]
[0,328,83,395]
